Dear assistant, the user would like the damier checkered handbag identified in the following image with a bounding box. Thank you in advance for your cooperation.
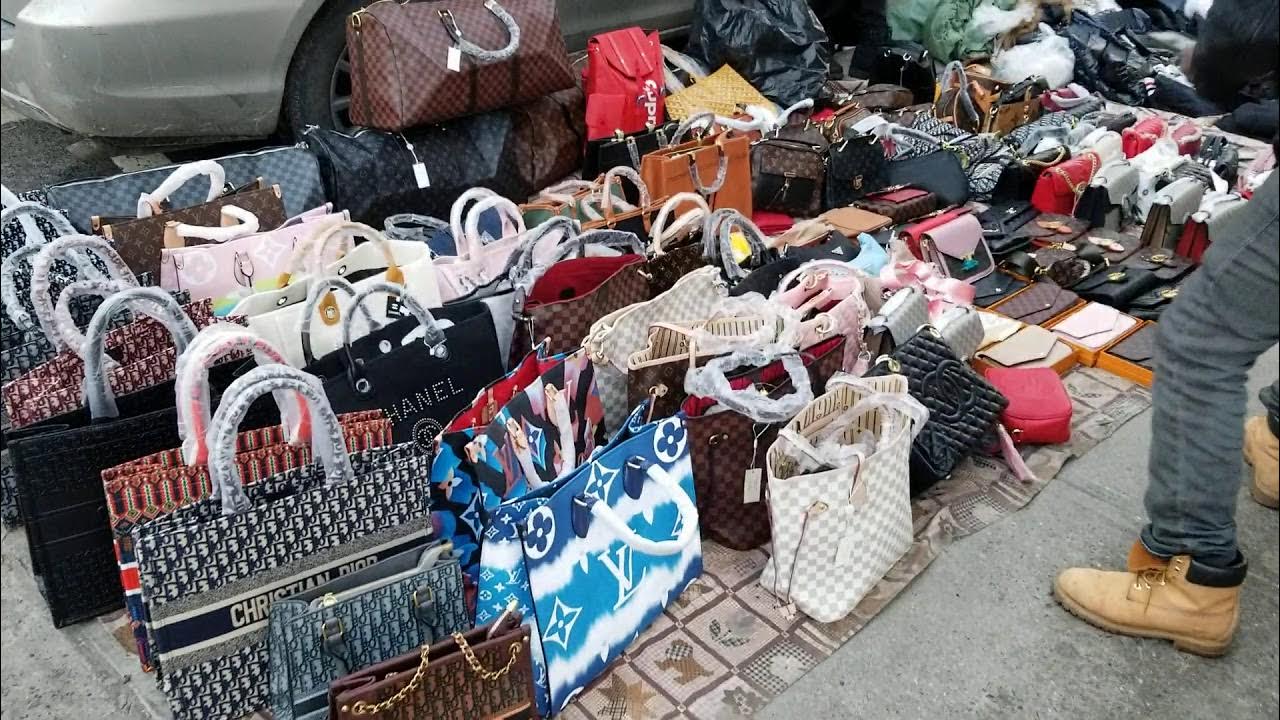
[345,0,575,130]
[133,365,433,720]
[760,374,926,623]
[102,325,395,672]
[506,220,648,365]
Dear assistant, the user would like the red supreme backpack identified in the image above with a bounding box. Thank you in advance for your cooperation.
[583,27,665,140]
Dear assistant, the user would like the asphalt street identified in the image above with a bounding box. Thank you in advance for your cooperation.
[2,113,1278,720]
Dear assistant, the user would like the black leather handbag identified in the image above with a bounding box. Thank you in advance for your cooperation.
[971,271,1030,308]
[869,328,1008,495]
[823,133,888,210]
[583,123,678,185]
[885,151,970,206]
[1073,265,1163,307]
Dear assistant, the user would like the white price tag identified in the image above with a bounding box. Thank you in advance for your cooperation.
[447,46,462,72]
[834,532,854,567]
[412,162,430,189]
[743,468,762,504]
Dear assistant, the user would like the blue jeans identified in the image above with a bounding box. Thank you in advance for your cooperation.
[1141,172,1280,568]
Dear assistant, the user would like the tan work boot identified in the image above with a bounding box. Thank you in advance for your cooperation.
[1054,554,1246,657]
[1242,416,1279,509]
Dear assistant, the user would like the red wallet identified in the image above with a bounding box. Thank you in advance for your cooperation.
[983,367,1073,444]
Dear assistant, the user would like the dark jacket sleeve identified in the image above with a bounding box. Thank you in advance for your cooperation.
[1190,0,1279,105]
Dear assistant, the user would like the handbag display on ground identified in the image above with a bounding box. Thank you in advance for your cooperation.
[346,0,575,130]
[269,539,471,720]
[134,366,432,720]
[476,407,701,716]
[761,374,924,623]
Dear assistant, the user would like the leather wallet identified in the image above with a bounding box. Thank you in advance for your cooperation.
[1128,285,1181,321]
[1126,248,1195,284]
[978,311,1023,349]
[819,206,893,236]
[1051,302,1139,350]
[1073,265,1162,307]
[1108,322,1156,370]
[984,367,1072,444]
[972,271,1030,308]
[976,324,1075,369]
[992,280,1080,326]
[1009,213,1090,248]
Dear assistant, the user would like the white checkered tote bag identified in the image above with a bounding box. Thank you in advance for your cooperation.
[760,374,927,623]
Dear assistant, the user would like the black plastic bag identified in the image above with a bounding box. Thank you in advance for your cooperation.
[686,0,830,108]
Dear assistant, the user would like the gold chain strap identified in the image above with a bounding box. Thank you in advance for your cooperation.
[1049,153,1100,213]
[351,644,430,715]
[455,632,523,680]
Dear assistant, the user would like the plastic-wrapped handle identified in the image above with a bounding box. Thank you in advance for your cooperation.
[82,287,198,420]
[172,205,259,243]
[449,187,499,251]
[598,166,651,220]
[136,160,226,218]
[207,366,353,515]
[703,208,769,282]
[384,213,450,244]
[175,324,305,465]
[29,235,137,346]
[342,281,447,353]
[461,195,525,260]
[649,192,710,255]
[570,457,698,556]
[683,344,814,423]
[446,0,520,62]
[299,276,378,365]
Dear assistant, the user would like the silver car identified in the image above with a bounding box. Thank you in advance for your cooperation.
[0,0,689,140]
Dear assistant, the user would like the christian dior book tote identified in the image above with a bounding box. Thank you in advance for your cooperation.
[762,374,925,623]
[132,366,433,720]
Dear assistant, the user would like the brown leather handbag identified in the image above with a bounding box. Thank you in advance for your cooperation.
[750,135,828,217]
[640,128,753,216]
[97,177,285,280]
[346,0,576,130]
[328,612,535,720]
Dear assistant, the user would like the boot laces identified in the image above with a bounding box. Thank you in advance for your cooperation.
[1133,557,1184,591]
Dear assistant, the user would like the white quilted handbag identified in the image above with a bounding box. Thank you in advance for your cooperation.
[760,374,926,623]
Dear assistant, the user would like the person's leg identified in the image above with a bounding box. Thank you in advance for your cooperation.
[1244,380,1280,509]
[1141,174,1280,563]
[1055,173,1279,656]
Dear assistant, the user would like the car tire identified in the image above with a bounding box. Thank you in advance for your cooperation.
[281,0,364,140]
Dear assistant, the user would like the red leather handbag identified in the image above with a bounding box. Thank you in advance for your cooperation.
[1030,152,1100,215]
[583,27,665,140]
[983,367,1072,444]
[1121,116,1167,158]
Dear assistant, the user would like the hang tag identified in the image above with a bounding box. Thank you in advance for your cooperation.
[447,46,462,72]
[743,468,762,504]
[834,532,855,567]
[385,296,404,318]
[412,162,431,189]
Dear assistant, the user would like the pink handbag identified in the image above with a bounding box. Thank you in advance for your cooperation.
[159,204,347,309]
[433,190,528,301]
[917,213,996,284]
[1051,302,1138,350]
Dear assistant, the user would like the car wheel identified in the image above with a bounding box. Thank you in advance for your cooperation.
[282,0,364,140]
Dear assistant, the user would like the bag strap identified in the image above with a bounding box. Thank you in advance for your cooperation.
[342,280,447,355]
[277,222,359,286]
[175,325,305,465]
[170,205,260,244]
[136,160,226,218]
[598,166,651,221]
[649,192,710,255]
[702,208,770,282]
[81,287,198,420]
[938,61,980,123]
[449,187,499,251]
[384,213,450,245]
[660,45,708,92]
[569,456,698,555]
[29,235,138,348]
[683,344,814,423]
[298,276,378,366]
[462,195,525,260]
[440,0,520,63]
[0,199,77,248]
[207,366,352,515]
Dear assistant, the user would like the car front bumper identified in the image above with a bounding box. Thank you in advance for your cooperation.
[1,0,310,139]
